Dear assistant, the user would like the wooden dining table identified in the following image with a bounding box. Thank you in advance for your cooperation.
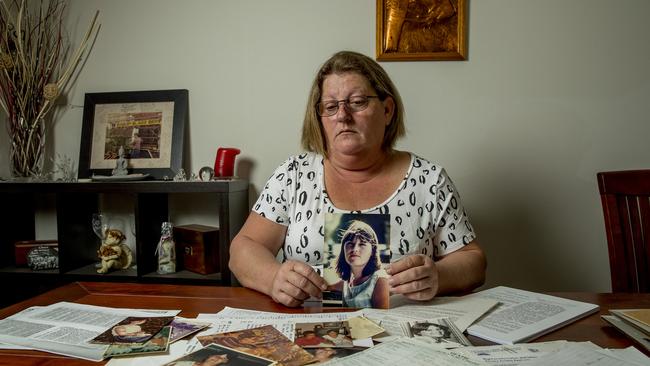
[1,282,649,365]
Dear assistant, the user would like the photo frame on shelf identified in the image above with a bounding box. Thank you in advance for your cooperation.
[78,89,188,180]
[376,0,467,61]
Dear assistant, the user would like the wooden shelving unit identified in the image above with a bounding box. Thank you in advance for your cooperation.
[0,180,248,306]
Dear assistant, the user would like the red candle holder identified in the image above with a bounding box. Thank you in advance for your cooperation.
[214,147,240,177]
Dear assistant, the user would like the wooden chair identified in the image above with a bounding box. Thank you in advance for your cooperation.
[597,170,650,292]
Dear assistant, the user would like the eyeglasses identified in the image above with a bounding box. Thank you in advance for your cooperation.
[316,95,379,117]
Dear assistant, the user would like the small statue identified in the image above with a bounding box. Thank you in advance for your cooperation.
[156,222,176,274]
[173,169,186,181]
[97,228,133,273]
[112,146,129,176]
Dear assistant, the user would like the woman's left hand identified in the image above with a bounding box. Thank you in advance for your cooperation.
[386,254,438,301]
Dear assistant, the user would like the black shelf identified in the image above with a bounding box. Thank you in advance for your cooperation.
[0,265,59,275]
[0,180,248,306]
[0,179,249,194]
[142,270,222,283]
[65,263,138,279]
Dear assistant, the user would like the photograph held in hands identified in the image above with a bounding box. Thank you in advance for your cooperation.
[323,213,391,309]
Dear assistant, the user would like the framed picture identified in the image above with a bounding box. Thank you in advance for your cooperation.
[376,0,467,61]
[78,89,188,179]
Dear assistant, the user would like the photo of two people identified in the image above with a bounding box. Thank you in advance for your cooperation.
[323,213,391,309]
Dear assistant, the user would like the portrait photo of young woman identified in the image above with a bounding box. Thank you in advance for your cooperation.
[323,213,391,309]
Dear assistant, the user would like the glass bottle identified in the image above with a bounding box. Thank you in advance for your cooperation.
[156,222,176,274]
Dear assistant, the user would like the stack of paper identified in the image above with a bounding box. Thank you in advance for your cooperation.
[0,302,180,361]
[602,309,650,352]
[466,286,599,344]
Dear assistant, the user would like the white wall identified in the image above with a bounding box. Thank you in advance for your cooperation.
[2,0,649,292]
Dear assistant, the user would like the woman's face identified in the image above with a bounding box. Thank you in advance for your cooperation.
[315,348,336,361]
[420,325,444,338]
[320,72,393,158]
[344,236,372,269]
[202,354,228,366]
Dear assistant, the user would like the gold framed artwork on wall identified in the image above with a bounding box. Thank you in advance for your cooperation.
[376,0,467,61]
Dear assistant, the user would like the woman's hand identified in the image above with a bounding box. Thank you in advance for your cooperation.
[386,242,486,301]
[270,260,328,307]
[231,213,329,307]
[386,254,438,301]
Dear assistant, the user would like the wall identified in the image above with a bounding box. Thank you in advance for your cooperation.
[1,0,649,292]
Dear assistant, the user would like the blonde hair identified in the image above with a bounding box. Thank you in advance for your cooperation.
[301,51,406,157]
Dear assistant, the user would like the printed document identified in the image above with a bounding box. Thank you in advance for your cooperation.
[323,337,482,366]
[364,294,497,341]
[526,341,647,366]
[450,340,569,365]
[0,302,179,361]
[466,286,598,344]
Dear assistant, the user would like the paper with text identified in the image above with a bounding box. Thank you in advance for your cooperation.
[466,286,599,344]
[526,341,646,366]
[450,340,569,365]
[323,337,482,365]
[0,302,179,361]
[364,294,497,341]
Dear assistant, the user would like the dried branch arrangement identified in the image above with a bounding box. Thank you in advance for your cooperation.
[0,0,99,177]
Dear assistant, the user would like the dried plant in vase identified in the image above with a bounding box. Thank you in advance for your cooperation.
[0,0,99,178]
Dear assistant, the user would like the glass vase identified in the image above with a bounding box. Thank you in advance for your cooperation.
[8,115,45,179]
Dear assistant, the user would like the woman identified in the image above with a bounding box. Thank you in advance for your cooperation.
[229,50,486,307]
[166,354,228,366]
[311,347,337,363]
[329,220,389,308]
[322,329,353,347]
[111,319,151,343]
[411,321,450,342]
[294,330,332,347]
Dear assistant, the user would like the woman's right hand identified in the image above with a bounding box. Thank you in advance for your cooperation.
[270,260,328,307]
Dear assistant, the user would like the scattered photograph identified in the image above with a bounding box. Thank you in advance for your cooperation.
[196,324,315,366]
[323,213,391,309]
[294,321,353,348]
[91,316,174,344]
[103,326,171,358]
[347,316,385,339]
[162,343,274,366]
[305,346,367,364]
[169,318,211,343]
[401,318,471,348]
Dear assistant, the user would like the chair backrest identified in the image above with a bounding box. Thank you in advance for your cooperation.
[597,170,650,293]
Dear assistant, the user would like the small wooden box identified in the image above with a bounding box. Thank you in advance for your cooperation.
[15,240,58,267]
[173,224,219,275]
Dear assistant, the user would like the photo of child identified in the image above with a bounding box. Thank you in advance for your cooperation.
[323,213,391,309]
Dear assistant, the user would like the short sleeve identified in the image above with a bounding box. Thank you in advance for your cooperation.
[432,168,476,256]
[252,158,294,226]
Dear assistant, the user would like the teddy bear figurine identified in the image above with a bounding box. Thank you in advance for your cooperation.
[97,228,133,274]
